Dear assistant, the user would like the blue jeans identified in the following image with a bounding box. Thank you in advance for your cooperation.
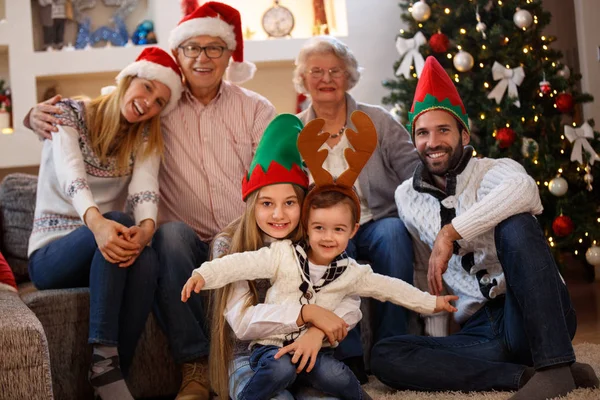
[336,217,414,360]
[151,221,210,364]
[370,213,577,392]
[230,355,341,400]
[239,346,363,400]
[28,211,159,375]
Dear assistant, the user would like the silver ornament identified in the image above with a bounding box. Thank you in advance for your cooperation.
[513,8,533,30]
[584,165,594,191]
[557,65,571,80]
[453,50,474,72]
[411,1,432,22]
[521,137,539,158]
[548,176,568,197]
[476,22,487,33]
[586,245,600,267]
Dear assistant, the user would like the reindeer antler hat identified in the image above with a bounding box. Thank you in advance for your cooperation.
[297,110,377,226]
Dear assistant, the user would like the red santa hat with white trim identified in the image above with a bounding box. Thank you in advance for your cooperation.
[168,1,256,84]
[114,46,183,115]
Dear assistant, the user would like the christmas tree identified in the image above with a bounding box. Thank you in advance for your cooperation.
[384,0,600,276]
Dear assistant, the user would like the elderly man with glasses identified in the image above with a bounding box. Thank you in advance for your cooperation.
[294,35,421,384]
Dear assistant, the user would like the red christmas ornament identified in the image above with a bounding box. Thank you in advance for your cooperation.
[429,32,449,53]
[555,93,574,113]
[496,127,516,149]
[539,80,552,95]
[552,215,574,237]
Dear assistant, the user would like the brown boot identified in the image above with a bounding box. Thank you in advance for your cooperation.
[175,360,211,400]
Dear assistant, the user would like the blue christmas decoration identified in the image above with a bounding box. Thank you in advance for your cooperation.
[75,18,92,49]
[85,15,129,47]
[131,20,157,45]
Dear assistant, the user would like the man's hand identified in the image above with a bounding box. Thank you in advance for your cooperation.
[434,295,459,313]
[274,327,325,373]
[29,95,63,139]
[181,274,206,302]
[300,304,349,345]
[428,224,461,295]
[118,219,155,267]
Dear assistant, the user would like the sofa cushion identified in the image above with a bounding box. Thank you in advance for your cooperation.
[0,173,37,282]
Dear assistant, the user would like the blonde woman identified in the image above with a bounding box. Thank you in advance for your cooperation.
[27,47,182,400]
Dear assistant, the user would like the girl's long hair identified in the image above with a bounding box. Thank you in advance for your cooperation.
[85,75,163,170]
[208,184,306,399]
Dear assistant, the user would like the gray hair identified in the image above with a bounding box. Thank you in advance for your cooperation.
[293,36,361,94]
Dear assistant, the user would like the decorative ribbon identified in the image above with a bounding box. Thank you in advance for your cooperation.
[564,122,600,165]
[487,62,525,108]
[395,31,426,79]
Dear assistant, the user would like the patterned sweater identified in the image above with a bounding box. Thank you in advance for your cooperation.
[395,153,543,326]
[28,99,160,256]
[196,239,437,348]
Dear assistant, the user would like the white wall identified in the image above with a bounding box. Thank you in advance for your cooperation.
[574,0,600,125]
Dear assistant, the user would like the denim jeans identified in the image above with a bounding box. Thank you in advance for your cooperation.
[151,221,210,364]
[238,346,363,400]
[230,355,341,400]
[336,217,414,360]
[370,213,577,392]
[28,211,160,375]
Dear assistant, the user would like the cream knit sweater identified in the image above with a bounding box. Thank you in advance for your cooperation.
[395,156,543,331]
[195,239,437,348]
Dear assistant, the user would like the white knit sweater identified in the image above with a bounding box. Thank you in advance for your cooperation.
[28,99,160,256]
[195,239,437,348]
[395,156,543,329]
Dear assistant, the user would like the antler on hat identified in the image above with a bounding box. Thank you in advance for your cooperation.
[298,110,377,225]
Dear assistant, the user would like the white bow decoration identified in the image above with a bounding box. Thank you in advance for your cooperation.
[395,31,426,79]
[487,62,525,108]
[564,122,600,165]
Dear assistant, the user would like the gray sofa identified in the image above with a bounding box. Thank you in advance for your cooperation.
[0,173,180,400]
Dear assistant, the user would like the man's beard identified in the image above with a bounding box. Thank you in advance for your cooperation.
[418,135,464,177]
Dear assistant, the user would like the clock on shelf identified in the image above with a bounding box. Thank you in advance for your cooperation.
[261,0,295,38]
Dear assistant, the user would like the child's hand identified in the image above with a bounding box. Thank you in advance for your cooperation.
[274,327,325,373]
[434,295,459,313]
[181,274,206,302]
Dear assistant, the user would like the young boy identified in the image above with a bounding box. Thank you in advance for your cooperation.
[182,111,459,400]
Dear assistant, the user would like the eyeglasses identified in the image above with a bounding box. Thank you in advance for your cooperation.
[307,67,347,79]
[178,44,227,59]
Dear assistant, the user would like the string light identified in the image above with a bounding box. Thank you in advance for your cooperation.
[412,73,417,78]
[447,53,453,59]
[534,160,539,164]
[585,232,589,236]
[445,8,451,14]
[561,150,565,154]
[561,135,565,139]
[543,45,548,50]
[575,250,578,255]
[504,37,510,43]
[523,48,529,53]
[400,29,405,34]
[480,113,486,120]
[505,64,510,69]
[552,62,556,67]
[479,63,484,68]
[536,181,540,185]
[484,82,490,88]
[419,23,423,28]
[460,28,467,34]
[558,168,563,173]
[550,242,555,247]
[521,117,525,122]
[544,182,549,186]
[410,65,414,70]
[541,36,546,41]
[482,44,487,50]
[548,237,553,242]
[455,77,460,82]
[457,45,462,50]
[534,116,539,122]
[506,123,510,127]
[579,238,583,243]
[498,0,503,5]
[472,150,477,156]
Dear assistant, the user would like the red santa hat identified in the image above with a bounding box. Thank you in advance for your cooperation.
[115,47,183,115]
[168,1,256,84]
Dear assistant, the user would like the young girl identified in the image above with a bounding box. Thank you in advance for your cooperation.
[206,114,360,400]
[183,112,459,400]
[27,47,183,399]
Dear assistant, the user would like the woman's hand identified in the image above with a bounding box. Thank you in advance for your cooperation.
[300,304,349,346]
[118,219,155,267]
[30,95,63,139]
[274,326,325,373]
[84,208,140,264]
[181,274,206,302]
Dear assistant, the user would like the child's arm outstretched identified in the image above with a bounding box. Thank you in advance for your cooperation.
[181,241,285,302]
[355,265,459,315]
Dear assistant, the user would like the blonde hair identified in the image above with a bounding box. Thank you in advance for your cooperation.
[85,75,163,170]
[293,35,362,94]
[208,184,306,400]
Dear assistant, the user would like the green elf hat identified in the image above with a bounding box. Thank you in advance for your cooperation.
[241,114,309,201]
[407,56,470,139]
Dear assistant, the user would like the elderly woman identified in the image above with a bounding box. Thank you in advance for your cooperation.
[294,35,420,382]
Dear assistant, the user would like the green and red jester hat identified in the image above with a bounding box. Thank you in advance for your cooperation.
[408,56,470,139]
[241,114,309,200]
